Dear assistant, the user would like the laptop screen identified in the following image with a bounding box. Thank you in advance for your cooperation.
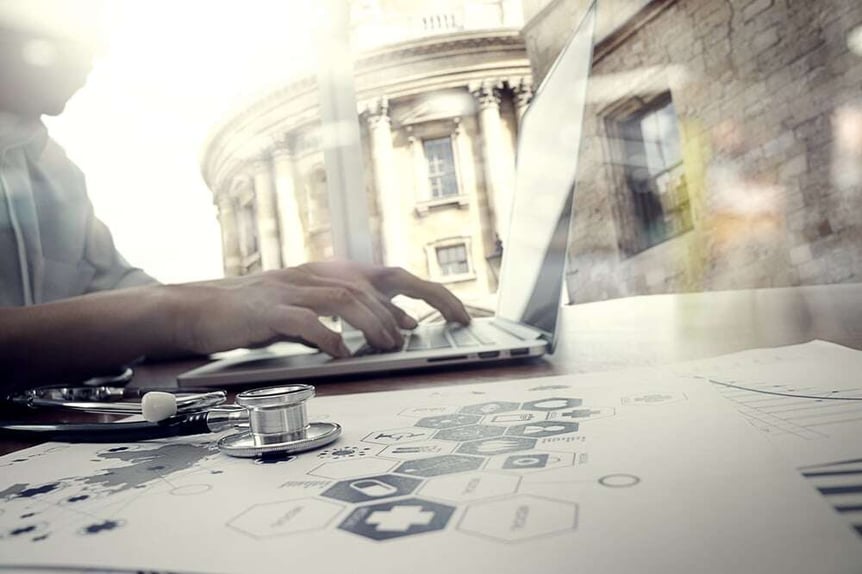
[494,1,595,349]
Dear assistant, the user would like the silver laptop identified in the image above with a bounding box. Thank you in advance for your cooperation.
[178,3,597,386]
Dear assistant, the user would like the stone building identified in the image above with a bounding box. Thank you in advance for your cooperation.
[523,0,862,303]
[200,0,532,305]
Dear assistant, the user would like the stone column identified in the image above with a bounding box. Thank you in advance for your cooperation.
[513,77,534,124]
[452,117,493,290]
[472,80,512,240]
[271,144,307,267]
[366,97,408,267]
[251,157,283,270]
[215,190,242,277]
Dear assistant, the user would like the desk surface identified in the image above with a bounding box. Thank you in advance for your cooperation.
[3,283,861,455]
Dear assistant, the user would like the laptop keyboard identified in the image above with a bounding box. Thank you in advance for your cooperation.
[353,323,499,356]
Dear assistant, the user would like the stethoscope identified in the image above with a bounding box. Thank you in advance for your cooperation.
[1,377,341,458]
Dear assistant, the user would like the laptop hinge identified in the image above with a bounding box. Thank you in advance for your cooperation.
[490,317,546,341]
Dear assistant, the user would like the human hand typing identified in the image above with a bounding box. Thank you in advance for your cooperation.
[0,261,471,390]
[166,261,471,358]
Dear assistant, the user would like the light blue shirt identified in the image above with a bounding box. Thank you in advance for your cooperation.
[0,113,156,306]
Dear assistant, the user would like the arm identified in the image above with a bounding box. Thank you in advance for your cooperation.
[0,285,178,391]
[0,262,471,393]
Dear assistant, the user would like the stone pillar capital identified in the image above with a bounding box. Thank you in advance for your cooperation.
[249,157,272,175]
[229,174,254,202]
[271,135,296,160]
[470,80,503,110]
[365,96,391,131]
[512,77,534,107]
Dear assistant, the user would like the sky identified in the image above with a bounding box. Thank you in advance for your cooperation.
[44,0,317,283]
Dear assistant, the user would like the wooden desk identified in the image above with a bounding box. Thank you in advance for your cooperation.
[3,284,861,455]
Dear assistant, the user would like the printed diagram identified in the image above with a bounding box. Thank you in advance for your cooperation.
[708,378,862,440]
[229,395,632,544]
[0,392,656,549]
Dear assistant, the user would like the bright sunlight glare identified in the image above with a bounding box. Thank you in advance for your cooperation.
[44,0,316,283]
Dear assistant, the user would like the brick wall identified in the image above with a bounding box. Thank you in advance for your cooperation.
[534,0,862,302]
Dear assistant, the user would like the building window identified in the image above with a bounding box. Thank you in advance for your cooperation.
[436,243,469,276]
[426,237,475,283]
[423,137,459,198]
[611,94,691,255]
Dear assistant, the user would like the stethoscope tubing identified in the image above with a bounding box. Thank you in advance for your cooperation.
[9,388,227,416]
[0,411,213,442]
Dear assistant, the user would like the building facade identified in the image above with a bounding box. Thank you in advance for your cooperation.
[524,0,862,303]
[200,0,532,306]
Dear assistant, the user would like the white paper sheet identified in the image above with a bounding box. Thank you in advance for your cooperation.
[673,340,862,467]
[1,367,860,573]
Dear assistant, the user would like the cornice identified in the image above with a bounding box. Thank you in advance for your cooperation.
[357,29,525,68]
[201,30,530,191]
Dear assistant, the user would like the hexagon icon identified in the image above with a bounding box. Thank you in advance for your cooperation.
[457,495,578,542]
[484,451,576,473]
[228,498,344,539]
[309,457,398,479]
[339,497,456,541]
[456,436,536,456]
[547,406,615,423]
[521,397,582,411]
[506,420,579,439]
[479,410,545,426]
[320,474,421,504]
[362,427,436,445]
[419,471,520,503]
[414,413,481,429]
[394,454,484,477]
[399,405,460,418]
[378,441,457,460]
[459,401,520,416]
[435,424,504,442]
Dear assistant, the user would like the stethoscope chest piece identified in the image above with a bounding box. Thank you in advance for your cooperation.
[217,384,340,458]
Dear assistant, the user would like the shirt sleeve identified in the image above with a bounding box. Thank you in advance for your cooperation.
[82,210,160,293]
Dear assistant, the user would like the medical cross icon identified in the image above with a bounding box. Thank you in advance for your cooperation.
[338,498,456,541]
[367,505,434,532]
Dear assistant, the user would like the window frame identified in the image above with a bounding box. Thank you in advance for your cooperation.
[424,236,475,283]
[422,136,460,200]
[407,122,469,215]
[603,92,692,257]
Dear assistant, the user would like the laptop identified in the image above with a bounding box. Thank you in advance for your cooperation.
[178,2,597,386]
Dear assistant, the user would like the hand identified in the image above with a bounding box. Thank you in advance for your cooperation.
[169,261,471,358]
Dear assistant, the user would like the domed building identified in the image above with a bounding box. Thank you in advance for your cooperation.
[200,0,532,304]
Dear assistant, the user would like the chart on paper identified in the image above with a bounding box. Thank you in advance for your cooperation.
[1,367,861,574]
[709,378,862,440]
[675,340,862,466]
[675,341,862,540]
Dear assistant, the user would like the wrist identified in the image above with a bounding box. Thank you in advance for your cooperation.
[154,283,201,355]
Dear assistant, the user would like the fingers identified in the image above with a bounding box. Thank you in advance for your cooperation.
[383,299,419,330]
[373,267,471,325]
[270,263,470,346]
[273,276,404,350]
[310,286,403,349]
[269,306,350,358]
